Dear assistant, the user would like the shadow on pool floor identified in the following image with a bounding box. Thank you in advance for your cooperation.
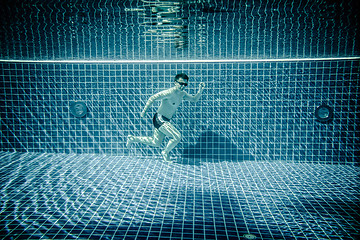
[181,131,254,165]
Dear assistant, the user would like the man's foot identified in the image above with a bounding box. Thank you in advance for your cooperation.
[161,151,172,162]
[126,135,134,148]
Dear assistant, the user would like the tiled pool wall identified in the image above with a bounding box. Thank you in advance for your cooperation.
[1,60,358,164]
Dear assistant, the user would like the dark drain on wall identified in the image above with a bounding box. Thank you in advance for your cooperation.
[315,104,333,123]
[70,101,88,118]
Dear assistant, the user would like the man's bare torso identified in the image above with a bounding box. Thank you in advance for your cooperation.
[157,86,185,119]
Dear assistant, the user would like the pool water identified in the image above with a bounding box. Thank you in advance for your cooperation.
[0,0,359,239]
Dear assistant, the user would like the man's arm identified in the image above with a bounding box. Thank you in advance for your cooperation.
[184,82,205,103]
[141,88,173,117]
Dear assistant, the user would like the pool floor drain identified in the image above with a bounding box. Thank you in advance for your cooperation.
[243,233,256,239]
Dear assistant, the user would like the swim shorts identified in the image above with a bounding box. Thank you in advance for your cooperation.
[153,113,170,129]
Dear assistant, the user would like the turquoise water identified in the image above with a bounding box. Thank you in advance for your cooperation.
[0,0,358,60]
[0,0,359,239]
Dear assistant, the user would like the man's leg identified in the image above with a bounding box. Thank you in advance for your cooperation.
[127,129,165,148]
[158,122,181,161]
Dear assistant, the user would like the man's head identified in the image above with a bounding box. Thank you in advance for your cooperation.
[174,73,189,90]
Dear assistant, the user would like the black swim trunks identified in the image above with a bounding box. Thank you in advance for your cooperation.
[153,113,170,129]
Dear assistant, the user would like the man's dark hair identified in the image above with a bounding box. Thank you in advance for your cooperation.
[175,73,189,82]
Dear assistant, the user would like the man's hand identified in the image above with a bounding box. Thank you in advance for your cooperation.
[199,82,205,91]
[140,111,146,118]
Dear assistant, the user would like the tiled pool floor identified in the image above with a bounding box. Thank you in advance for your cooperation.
[0,152,359,239]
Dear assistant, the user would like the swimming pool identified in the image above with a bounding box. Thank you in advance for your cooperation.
[1,0,359,239]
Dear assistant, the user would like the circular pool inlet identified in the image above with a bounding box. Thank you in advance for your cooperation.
[315,104,333,123]
[70,101,87,118]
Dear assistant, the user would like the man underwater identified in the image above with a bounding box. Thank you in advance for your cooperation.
[127,73,205,162]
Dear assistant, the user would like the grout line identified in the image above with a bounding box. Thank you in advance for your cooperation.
[0,57,359,64]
